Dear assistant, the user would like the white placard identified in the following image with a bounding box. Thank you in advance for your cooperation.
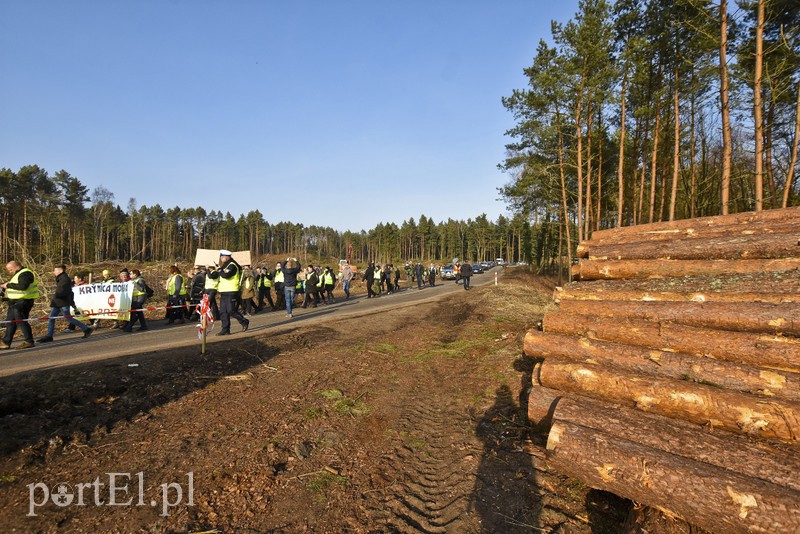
[72,281,134,321]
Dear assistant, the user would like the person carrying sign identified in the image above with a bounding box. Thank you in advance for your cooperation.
[123,268,152,332]
[37,264,92,343]
[0,260,39,350]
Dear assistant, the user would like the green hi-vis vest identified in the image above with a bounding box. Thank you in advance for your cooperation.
[373,269,381,280]
[260,274,272,288]
[6,267,39,300]
[132,277,147,298]
[204,271,219,290]
[167,274,187,296]
[274,270,284,284]
[323,272,334,285]
[218,263,241,293]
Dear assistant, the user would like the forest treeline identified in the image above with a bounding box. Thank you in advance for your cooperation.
[500,0,799,268]
[0,165,542,269]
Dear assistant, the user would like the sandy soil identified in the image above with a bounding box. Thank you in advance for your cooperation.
[0,270,630,533]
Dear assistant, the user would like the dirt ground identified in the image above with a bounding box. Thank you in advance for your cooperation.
[0,270,630,533]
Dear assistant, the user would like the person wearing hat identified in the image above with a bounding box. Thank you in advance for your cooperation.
[0,260,39,350]
[208,249,249,335]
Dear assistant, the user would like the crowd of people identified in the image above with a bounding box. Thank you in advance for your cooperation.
[0,252,480,349]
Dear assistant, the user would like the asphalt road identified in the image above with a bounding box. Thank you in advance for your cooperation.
[0,269,502,377]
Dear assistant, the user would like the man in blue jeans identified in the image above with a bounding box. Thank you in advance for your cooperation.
[281,258,301,318]
[37,264,92,342]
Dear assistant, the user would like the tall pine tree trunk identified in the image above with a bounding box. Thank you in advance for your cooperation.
[649,98,662,223]
[782,81,800,208]
[617,71,627,228]
[669,64,681,221]
[720,0,732,215]
[753,0,765,211]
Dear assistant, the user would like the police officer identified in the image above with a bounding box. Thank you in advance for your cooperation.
[0,260,39,350]
[209,249,249,335]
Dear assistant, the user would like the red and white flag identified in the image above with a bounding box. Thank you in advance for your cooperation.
[196,294,215,338]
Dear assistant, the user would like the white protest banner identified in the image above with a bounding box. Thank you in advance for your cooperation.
[72,282,134,321]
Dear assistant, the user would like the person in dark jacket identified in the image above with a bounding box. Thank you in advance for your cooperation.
[37,264,92,342]
[187,266,206,320]
[460,262,473,290]
[123,268,150,332]
[281,258,302,317]
[363,262,377,298]
[302,266,319,308]
[414,262,424,290]
[0,260,39,349]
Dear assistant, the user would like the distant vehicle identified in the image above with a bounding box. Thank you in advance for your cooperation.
[496,258,506,266]
[440,263,456,280]
[472,263,485,274]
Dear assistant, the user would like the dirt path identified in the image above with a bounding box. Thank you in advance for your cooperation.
[0,271,629,532]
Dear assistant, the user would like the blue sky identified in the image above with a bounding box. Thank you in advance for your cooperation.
[1,0,578,232]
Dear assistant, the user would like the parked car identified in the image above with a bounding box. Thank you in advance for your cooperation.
[440,263,456,280]
[480,261,492,269]
[472,263,485,274]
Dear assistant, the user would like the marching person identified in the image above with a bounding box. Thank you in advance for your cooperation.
[123,268,151,332]
[256,267,275,312]
[302,266,319,308]
[209,249,249,335]
[111,268,130,329]
[273,262,285,312]
[428,263,437,287]
[37,264,92,343]
[280,257,301,318]
[0,260,39,350]
[363,262,376,298]
[166,265,186,324]
[188,266,206,321]
[322,266,336,303]
[203,264,220,320]
[239,266,256,316]
[340,263,353,300]
[415,262,424,290]
[460,262,473,290]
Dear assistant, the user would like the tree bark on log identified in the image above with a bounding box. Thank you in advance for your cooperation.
[541,311,800,372]
[555,271,800,304]
[546,421,800,533]
[583,231,800,261]
[622,505,696,534]
[535,360,800,443]
[572,258,800,281]
[577,219,800,254]
[523,330,800,402]
[557,300,800,336]
[588,205,800,243]
[550,395,800,492]
[526,384,562,428]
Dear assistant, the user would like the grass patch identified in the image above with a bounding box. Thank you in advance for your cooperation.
[409,438,426,448]
[318,389,344,400]
[0,474,17,483]
[304,407,323,419]
[317,389,370,417]
[308,472,348,493]
[374,343,399,353]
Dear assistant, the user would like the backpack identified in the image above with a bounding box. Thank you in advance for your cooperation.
[145,282,155,298]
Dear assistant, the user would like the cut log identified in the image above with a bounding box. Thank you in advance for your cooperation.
[546,421,800,534]
[535,360,800,443]
[523,330,800,402]
[526,383,562,428]
[589,205,800,243]
[622,506,696,534]
[557,300,800,336]
[572,258,800,281]
[551,395,800,492]
[585,231,800,261]
[541,311,800,372]
[578,218,800,253]
[555,271,800,304]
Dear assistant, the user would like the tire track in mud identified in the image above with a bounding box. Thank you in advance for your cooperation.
[365,399,481,533]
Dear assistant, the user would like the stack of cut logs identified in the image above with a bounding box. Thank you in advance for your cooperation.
[525,207,800,533]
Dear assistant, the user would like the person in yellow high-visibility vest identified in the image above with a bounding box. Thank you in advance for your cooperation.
[207,250,249,335]
[0,260,39,350]
[166,265,187,324]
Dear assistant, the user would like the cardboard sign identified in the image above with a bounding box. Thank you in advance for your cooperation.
[72,281,134,321]
[193,249,252,268]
